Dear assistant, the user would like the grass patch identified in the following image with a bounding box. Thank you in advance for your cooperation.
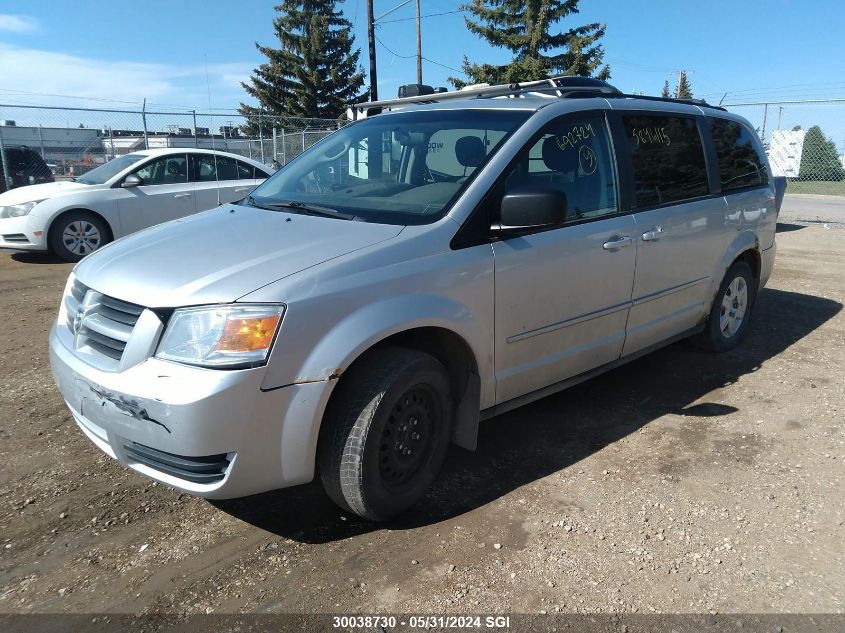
[786,180,845,196]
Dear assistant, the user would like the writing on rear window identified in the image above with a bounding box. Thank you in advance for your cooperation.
[631,127,671,147]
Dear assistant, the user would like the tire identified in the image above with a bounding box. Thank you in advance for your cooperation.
[318,347,453,521]
[48,211,111,262]
[693,261,756,352]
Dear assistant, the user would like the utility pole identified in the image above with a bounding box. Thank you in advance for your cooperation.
[777,106,784,130]
[761,103,769,143]
[367,0,378,101]
[415,0,422,84]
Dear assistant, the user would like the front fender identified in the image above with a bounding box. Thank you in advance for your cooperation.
[39,197,120,239]
[262,292,486,393]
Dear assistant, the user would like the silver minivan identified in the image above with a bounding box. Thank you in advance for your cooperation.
[49,78,782,520]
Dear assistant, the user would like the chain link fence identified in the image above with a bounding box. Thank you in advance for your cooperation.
[723,100,845,197]
[0,103,343,189]
[2,100,844,197]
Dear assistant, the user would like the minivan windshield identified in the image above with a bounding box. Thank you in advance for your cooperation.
[76,154,145,185]
[247,109,530,224]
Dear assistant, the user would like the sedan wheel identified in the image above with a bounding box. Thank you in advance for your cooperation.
[48,211,111,262]
[62,220,102,256]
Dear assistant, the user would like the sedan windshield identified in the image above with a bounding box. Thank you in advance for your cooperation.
[76,154,145,185]
[247,109,530,224]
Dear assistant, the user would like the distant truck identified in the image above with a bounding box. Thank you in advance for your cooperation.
[0,145,54,193]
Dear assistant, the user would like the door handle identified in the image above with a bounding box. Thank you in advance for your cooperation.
[234,186,251,192]
[641,226,665,241]
[602,235,632,250]
[173,193,192,199]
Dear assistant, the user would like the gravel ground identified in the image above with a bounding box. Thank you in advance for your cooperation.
[0,220,842,617]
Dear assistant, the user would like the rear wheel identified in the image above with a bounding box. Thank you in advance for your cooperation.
[693,261,755,352]
[318,347,453,521]
[48,211,111,262]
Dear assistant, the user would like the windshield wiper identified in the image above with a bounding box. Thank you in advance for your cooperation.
[247,196,356,220]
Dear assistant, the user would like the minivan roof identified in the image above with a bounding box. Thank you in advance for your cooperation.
[352,76,730,121]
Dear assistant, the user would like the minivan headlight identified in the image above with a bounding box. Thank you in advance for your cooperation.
[156,304,285,368]
[0,200,43,219]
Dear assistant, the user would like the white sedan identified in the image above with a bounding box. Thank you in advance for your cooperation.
[0,148,273,261]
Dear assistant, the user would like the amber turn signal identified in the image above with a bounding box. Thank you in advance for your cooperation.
[215,315,281,352]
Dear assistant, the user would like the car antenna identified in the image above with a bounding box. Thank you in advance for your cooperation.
[205,56,222,206]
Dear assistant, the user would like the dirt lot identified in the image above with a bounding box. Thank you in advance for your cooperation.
[0,214,843,617]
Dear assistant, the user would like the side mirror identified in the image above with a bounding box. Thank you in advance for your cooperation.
[491,187,568,237]
[121,173,142,188]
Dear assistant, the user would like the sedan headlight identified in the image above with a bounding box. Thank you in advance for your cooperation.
[0,200,44,219]
[156,304,285,368]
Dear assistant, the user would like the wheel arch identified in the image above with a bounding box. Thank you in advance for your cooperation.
[708,231,761,307]
[319,325,483,454]
[733,248,761,281]
[46,207,116,247]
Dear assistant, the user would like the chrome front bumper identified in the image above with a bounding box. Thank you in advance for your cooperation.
[49,322,334,499]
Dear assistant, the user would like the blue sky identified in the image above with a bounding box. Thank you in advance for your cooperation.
[1,0,844,147]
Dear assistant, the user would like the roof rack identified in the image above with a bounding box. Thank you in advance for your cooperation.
[350,77,621,119]
[349,76,723,119]
[609,93,726,111]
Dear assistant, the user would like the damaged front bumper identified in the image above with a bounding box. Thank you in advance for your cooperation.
[48,322,334,498]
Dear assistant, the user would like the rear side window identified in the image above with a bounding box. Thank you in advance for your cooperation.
[236,160,255,179]
[194,155,239,181]
[621,115,709,208]
[709,118,769,191]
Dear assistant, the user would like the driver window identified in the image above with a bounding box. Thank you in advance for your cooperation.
[135,155,188,185]
[503,114,617,222]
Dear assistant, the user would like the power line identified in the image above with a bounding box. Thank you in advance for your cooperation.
[378,9,464,24]
[374,34,463,73]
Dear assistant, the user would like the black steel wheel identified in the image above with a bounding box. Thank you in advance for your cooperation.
[318,347,453,521]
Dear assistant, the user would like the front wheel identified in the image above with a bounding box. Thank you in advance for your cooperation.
[48,211,110,262]
[693,261,755,352]
[318,347,453,521]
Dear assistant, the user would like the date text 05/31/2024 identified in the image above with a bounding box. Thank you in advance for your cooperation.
[332,615,512,629]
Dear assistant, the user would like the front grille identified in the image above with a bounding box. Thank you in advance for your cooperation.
[2,233,29,243]
[65,280,145,361]
[64,278,88,330]
[123,442,231,484]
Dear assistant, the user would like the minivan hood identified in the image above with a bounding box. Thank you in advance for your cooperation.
[74,204,404,307]
[0,180,92,204]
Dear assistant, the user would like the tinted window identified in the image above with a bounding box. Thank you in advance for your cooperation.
[710,118,769,191]
[622,115,709,207]
[194,155,239,182]
[135,155,188,185]
[502,114,617,222]
[236,161,255,179]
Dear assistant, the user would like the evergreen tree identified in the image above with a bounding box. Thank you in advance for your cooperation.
[799,125,845,181]
[661,80,670,98]
[452,0,610,87]
[239,0,366,127]
[675,71,693,99]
